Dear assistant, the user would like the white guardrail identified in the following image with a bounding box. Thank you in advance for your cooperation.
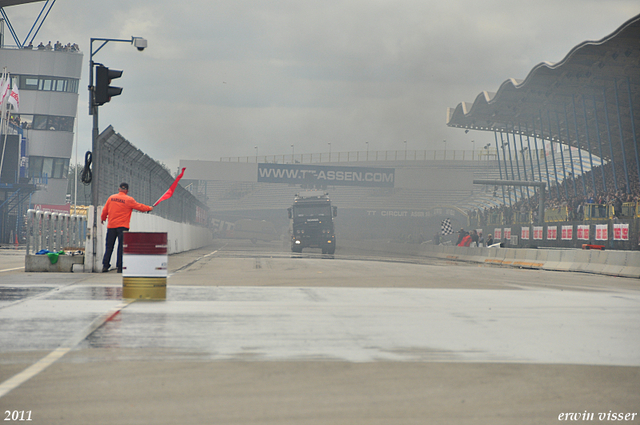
[25,209,87,254]
[25,207,214,272]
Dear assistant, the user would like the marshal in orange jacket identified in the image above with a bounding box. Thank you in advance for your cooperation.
[101,191,153,229]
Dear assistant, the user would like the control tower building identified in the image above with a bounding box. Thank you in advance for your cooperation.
[0,0,82,242]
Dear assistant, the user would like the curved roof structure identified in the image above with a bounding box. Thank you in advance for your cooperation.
[447,14,640,165]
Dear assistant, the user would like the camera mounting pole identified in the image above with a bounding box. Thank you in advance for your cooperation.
[88,36,147,271]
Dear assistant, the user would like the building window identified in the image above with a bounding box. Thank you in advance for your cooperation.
[28,156,69,179]
[17,74,79,94]
[52,158,66,178]
[33,115,48,130]
[23,77,38,90]
[28,157,43,178]
[10,114,74,132]
[42,157,54,178]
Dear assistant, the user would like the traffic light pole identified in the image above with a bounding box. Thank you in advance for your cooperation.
[88,36,147,272]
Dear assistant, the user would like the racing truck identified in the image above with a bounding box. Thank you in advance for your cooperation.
[287,190,337,254]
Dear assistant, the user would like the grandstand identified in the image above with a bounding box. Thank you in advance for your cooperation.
[446,14,639,250]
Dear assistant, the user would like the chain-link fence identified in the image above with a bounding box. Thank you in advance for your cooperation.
[96,126,208,226]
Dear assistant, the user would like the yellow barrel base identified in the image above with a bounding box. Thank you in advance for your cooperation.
[123,277,167,300]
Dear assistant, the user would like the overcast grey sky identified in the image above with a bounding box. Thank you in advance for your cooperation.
[5,0,640,171]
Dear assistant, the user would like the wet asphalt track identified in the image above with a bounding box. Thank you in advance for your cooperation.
[0,241,638,424]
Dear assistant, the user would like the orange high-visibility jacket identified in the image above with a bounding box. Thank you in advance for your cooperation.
[101,192,153,229]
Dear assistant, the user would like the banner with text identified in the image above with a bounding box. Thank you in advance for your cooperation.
[257,163,395,188]
[561,225,573,240]
[533,226,543,240]
[595,224,608,241]
[613,223,629,241]
[577,225,590,241]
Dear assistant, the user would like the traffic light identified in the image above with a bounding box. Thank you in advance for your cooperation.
[94,65,123,106]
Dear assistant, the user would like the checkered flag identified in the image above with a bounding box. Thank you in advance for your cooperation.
[441,218,453,236]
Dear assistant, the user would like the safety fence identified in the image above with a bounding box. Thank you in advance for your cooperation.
[96,126,208,226]
[25,209,87,255]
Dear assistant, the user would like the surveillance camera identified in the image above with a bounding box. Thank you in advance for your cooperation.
[133,37,147,51]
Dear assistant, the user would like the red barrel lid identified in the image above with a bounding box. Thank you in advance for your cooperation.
[123,232,168,255]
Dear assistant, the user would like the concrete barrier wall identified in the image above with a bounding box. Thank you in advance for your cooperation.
[340,240,640,279]
[85,207,213,272]
[129,212,213,255]
[25,254,85,272]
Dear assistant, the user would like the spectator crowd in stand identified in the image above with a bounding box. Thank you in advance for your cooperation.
[24,41,80,52]
[469,159,640,226]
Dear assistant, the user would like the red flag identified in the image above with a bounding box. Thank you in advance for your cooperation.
[153,167,186,206]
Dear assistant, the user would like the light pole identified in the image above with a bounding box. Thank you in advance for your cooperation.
[88,35,147,272]
[471,140,475,160]
[484,143,491,160]
[328,142,331,161]
[366,141,369,161]
[254,146,258,162]
[291,144,294,163]
[443,140,447,159]
[404,140,407,160]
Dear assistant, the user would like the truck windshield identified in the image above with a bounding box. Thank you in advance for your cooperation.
[294,205,331,217]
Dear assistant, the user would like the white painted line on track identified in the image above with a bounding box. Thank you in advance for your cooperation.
[168,247,223,277]
[0,299,136,399]
[0,280,86,311]
[0,266,24,273]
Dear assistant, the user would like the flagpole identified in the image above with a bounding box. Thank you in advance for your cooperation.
[0,69,9,181]
[0,69,5,130]
[0,111,8,183]
[0,100,8,182]
[73,108,79,213]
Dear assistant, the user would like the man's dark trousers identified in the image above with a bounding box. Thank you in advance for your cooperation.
[103,227,129,270]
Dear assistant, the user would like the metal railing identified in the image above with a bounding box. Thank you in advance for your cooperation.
[583,203,639,220]
[543,206,569,222]
[473,202,640,228]
[486,211,503,225]
[25,209,87,255]
[221,149,500,164]
[622,202,637,218]
[584,204,612,220]
[513,211,532,224]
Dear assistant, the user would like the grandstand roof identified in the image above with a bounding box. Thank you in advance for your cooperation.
[447,14,640,163]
